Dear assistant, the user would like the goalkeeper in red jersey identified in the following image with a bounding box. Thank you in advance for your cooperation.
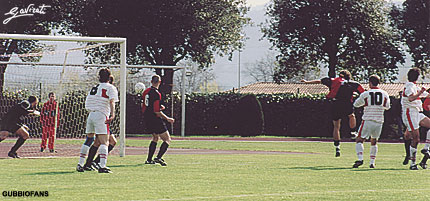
[40,92,60,153]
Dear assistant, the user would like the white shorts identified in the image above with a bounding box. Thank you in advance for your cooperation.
[357,120,383,140]
[402,108,426,132]
[85,111,109,134]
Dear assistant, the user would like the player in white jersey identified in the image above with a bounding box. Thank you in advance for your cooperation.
[76,68,119,173]
[352,75,390,168]
[401,68,430,170]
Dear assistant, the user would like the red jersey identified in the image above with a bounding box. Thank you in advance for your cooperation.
[41,101,60,126]
[321,77,365,102]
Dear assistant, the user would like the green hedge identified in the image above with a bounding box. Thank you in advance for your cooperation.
[0,90,405,139]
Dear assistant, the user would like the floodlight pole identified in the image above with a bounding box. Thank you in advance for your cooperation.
[119,41,127,157]
[181,67,186,137]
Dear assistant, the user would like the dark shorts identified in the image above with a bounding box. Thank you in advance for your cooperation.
[144,117,168,135]
[0,120,21,133]
[331,100,354,121]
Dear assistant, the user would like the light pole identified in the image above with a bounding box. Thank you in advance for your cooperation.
[238,49,241,93]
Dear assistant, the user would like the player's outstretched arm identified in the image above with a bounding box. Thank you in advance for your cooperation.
[300,79,321,84]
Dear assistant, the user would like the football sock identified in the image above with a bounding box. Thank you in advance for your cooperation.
[334,140,340,150]
[157,142,170,159]
[9,137,26,153]
[147,141,157,161]
[370,145,378,165]
[410,146,417,166]
[99,144,108,168]
[355,143,364,161]
[404,139,411,158]
[94,144,114,163]
[78,144,90,166]
[84,145,99,167]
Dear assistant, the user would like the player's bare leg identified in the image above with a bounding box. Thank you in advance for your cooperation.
[403,130,412,165]
[97,134,111,173]
[369,138,378,168]
[154,131,171,166]
[348,113,356,129]
[0,131,9,142]
[333,119,341,157]
[8,127,30,158]
[77,133,95,172]
[353,136,365,168]
[145,134,160,164]
[419,118,430,169]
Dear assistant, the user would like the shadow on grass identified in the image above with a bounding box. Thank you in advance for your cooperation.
[285,166,351,171]
[25,171,75,175]
[108,163,146,168]
[285,166,408,171]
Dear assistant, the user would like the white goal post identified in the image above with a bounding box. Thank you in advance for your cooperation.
[0,33,187,157]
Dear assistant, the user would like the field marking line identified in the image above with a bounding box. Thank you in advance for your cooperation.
[149,188,430,201]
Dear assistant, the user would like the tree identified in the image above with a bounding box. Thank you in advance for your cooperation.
[245,53,277,82]
[58,0,250,95]
[0,0,58,93]
[391,0,429,71]
[173,61,216,94]
[262,0,404,82]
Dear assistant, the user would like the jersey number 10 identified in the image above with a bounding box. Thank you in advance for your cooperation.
[369,92,383,105]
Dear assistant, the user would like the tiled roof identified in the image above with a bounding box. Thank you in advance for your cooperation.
[234,82,430,96]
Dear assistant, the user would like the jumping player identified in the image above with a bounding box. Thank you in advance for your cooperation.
[83,75,118,171]
[301,70,365,157]
[419,95,430,168]
[0,96,40,158]
[40,92,60,153]
[76,69,118,173]
[143,75,174,166]
[352,75,390,168]
[401,68,430,170]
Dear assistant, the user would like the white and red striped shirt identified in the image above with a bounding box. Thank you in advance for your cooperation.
[353,87,390,123]
[401,82,428,111]
[85,82,119,117]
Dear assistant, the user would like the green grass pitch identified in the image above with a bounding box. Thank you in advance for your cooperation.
[1,139,430,200]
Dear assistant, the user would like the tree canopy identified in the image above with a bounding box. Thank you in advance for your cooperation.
[262,0,404,82]
[58,0,250,94]
[391,0,429,72]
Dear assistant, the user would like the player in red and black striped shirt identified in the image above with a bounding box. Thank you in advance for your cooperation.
[302,70,364,157]
[142,75,174,166]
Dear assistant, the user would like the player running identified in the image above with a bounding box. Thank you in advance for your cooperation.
[301,70,365,157]
[83,75,118,171]
[352,75,390,168]
[401,68,430,170]
[0,96,40,158]
[76,68,118,173]
[143,75,174,166]
[40,92,60,153]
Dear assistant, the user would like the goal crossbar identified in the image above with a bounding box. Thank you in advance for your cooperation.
[0,62,185,69]
[0,33,188,157]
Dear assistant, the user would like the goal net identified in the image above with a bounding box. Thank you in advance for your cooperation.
[0,34,186,158]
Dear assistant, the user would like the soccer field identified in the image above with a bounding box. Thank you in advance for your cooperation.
[1,139,430,200]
